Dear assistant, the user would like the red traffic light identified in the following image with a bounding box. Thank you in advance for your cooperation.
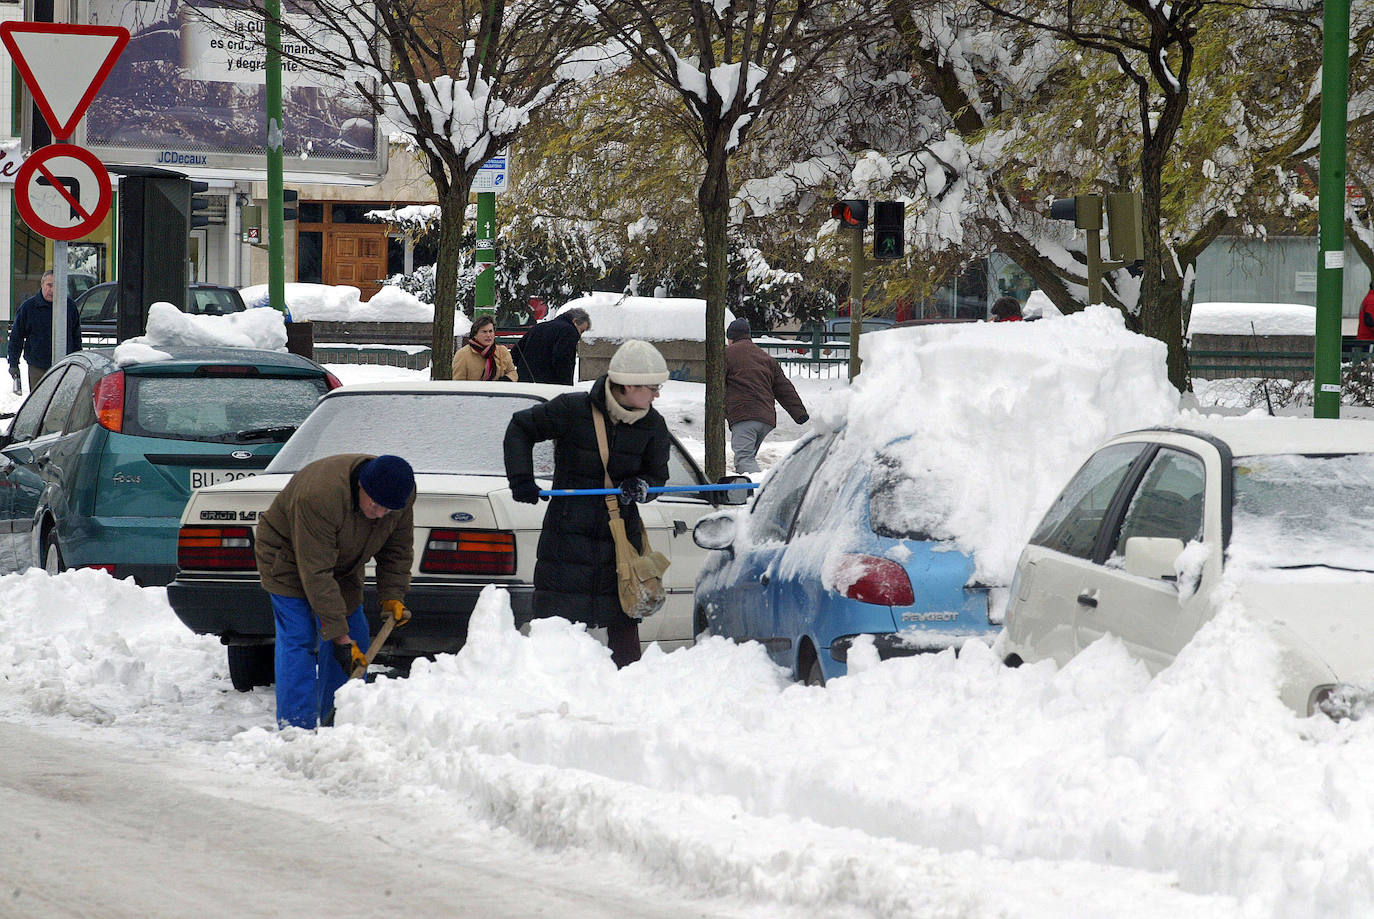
[830,199,868,228]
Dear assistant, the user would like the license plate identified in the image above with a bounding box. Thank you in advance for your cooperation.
[190,468,258,489]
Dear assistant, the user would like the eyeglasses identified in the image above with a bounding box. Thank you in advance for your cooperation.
[631,384,662,394]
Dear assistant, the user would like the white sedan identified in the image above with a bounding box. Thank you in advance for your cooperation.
[1002,417,1374,716]
[167,381,743,690]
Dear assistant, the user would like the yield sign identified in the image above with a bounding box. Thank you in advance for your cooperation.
[0,23,129,140]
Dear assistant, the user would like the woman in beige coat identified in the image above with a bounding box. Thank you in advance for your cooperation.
[452,314,518,381]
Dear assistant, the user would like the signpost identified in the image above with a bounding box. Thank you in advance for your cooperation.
[473,150,510,320]
[0,21,127,372]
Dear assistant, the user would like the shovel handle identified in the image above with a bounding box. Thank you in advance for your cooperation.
[349,615,397,680]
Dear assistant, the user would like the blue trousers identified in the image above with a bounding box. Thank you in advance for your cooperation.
[270,594,369,729]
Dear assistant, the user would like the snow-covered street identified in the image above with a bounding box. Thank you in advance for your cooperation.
[7,312,1374,917]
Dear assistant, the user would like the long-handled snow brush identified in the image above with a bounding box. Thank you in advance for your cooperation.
[538,482,759,498]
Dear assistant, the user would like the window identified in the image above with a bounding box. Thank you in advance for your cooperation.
[1030,442,1146,558]
[79,285,114,323]
[39,367,85,437]
[748,432,835,543]
[1111,449,1205,559]
[297,231,323,283]
[125,375,329,443]
[7,369,65,443]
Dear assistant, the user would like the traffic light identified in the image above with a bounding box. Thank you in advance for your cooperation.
[283,188,298,221]
[190,180,212,229]
[831,199,868,228]
[1048,194,1102,230]
[873,200,905,260]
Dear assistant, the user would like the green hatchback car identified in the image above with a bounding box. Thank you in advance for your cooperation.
[0,346,338,585]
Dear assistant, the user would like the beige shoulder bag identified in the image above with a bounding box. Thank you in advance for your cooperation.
[592,405,670,619]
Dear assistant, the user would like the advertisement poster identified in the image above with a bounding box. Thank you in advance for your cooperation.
[80,0,385,180]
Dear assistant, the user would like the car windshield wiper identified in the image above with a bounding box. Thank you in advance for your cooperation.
[232,425,298,443]
[1271,563,1374,574]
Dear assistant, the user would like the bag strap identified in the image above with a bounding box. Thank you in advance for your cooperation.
[591,402,623,522]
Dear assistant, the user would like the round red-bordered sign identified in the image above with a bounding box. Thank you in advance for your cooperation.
[15,144,112,241]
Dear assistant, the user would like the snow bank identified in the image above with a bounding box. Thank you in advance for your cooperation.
[240,282,440,324]
[1188,302,1315,336]
[842,305,1180,581]
[560,292,737,342]
[113,301,289,363]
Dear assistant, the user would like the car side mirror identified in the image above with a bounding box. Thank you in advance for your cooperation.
[2,444,34,464]
[1123,536,1186,580]
[716,474,753,506]
[693,513,737,551]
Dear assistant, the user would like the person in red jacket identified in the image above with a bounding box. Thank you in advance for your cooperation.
[991,296,1024,322]
[725,319,809,474]
[1358,282,1374,342]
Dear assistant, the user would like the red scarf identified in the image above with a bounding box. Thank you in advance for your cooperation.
[468,338,498,380]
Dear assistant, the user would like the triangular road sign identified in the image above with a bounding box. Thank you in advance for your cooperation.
[0,23,129,140]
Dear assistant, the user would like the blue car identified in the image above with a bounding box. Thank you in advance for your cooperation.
[692,426,996,684]
[0,346,338,584]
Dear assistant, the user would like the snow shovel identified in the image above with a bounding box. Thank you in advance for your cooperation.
[348,615,397,680]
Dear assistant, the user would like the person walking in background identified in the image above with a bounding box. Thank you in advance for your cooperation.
[990,296,1024,322]
[1358,282,1374,343]
[724,318,808,475]
[503,339,671,669]
[7,270,81,394]
[510,307,590,385]
[452,314,518,381]
[254,453,416,729]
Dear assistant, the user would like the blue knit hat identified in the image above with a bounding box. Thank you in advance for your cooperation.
[359,455,414,510]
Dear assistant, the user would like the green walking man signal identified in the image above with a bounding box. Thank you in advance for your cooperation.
[873,200,905,260]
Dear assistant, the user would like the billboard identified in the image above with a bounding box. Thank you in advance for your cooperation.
[77,0,386,182]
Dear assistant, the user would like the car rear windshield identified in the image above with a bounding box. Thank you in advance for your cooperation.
[266,392,556,476]
[1230,453,1374,571]
[126,374,328,444]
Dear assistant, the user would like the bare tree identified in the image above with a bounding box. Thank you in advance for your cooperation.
[246,0,621,377]
[570,0,862,481]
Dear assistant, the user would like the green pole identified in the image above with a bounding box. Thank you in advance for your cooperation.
[475,190,495,319]
[1313,0,1351,419]
[265,0,286,316]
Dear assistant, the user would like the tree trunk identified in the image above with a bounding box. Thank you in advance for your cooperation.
[431,181,469,381]
[699,144,731,483]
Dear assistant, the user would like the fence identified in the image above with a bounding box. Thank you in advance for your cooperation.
[756,334,852,380]
[1189,334,1374,380]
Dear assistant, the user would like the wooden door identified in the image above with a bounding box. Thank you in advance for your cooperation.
[325,229,389,300]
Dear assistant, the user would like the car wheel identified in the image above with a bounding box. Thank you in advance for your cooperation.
[799,645,825,687]
[43,534,65,576]
[227,645,275,692]
[693,606,710,641]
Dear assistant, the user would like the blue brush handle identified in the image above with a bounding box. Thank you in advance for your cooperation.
[538,482,760,497]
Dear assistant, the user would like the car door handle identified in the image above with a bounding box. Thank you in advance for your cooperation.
[760,572,770,586]
[1077,590,1099,608]
[673,520,688,537]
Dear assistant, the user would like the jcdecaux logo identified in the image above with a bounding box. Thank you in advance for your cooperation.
[156,151,209,166]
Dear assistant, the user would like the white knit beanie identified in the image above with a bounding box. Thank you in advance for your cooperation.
[607,339,669,386]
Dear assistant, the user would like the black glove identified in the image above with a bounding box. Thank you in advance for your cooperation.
[797,414,810,424]
[618,477,649,505]
[7,365,18,380]
[511,479,543,504]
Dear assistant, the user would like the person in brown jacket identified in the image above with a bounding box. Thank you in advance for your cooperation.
[724,319,809,474]
[452,314,518,381]
[255,453,416,729]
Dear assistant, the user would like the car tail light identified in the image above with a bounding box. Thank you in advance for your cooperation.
[832,554,915,606]
[324,371,343,390]
[420,529,516,575]
[79,564,116,574]
[93,371,125,432]
[194,365,260,376]
[178,526,256,570]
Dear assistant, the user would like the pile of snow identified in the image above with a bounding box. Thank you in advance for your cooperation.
[240,283,440,324]
[562,292,737,342]
[1022,289,1063,320]
[842,305,1179,581]
[1188,301,1315,336]
[112,302,289,363]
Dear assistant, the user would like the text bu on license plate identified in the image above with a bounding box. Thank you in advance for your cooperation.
[190,469,258,489]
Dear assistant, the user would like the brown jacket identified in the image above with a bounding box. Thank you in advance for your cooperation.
[255,454,414,641]
[452,342,517,381]
[724,339,808,428]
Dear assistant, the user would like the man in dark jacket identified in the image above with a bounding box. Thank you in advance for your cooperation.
[7,270,81,394]
[510,307,590,384]
[255,453,416,729]
[504,339,670,668]
[724,319,809,474]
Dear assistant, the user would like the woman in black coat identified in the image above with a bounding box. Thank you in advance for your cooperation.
[503,340,671,667]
